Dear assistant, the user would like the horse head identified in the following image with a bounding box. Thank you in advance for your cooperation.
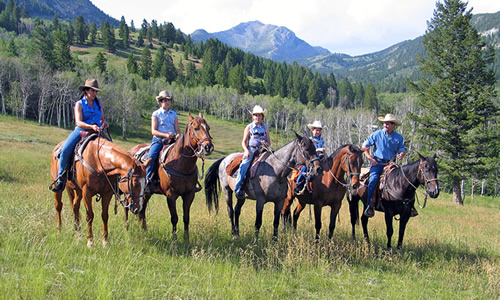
[118,158,151,214]
[294,131,322,176]
[417,152,439,198]
[343,145,364,190]
[186,112,214,156]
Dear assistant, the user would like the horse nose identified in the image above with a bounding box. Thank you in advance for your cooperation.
[205,143,214,154]
[352,182,360,189]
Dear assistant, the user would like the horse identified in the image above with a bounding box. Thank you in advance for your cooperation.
[50,133,150,247]
[281,144,363,239]
[204,132,322,240]
[127,112,214,241]
[348,153,439,249]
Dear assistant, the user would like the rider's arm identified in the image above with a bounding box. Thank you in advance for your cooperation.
[241,125,251,158]
[264,126,271,146]
[360,145,377,165]
[173,117,181,139]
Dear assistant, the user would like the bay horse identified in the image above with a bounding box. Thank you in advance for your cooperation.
[50,134,150,247]
[281,144,363,239]
[128,112,214,241]
[204,132,322,240]
[348,153,439,249]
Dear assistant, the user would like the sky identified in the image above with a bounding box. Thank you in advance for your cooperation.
[89,0,500,56]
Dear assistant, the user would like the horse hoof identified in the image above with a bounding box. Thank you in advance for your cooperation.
[87,240,93,248]
[102,240,109,248]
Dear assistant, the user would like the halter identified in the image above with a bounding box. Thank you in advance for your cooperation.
[396,160,438,209]
[118,166,145,209]
[262,138,317,173]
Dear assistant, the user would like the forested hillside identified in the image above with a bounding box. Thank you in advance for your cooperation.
[0,0,498,197]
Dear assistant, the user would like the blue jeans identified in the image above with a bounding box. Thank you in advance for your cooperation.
[146,136,165,181]
[296,165,307,187]
[57,127,85,181]
[366,159,388,206]
[234,147,257,193]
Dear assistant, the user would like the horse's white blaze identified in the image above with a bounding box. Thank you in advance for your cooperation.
[201,123,207,131]
[104,152,115,163]
[138,177,146,210]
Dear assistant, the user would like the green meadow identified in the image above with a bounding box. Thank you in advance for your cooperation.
[0,114,498,299]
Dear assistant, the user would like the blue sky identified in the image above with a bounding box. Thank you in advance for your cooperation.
[90,0,500,56]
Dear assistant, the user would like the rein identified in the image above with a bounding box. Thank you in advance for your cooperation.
[390,162,437,209]
[262,139,316,173]
[329,150,360,189]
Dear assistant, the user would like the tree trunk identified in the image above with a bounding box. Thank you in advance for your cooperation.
[481,180,485,196]
[471,179,475,201]
[453,181,464,205]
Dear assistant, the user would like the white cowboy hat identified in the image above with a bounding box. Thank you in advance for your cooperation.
[156,90,173,101]
[378,113,402,126]
[249,105,267,116]
[307,120,323,130]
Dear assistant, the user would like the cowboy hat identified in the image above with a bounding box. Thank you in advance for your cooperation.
[156,90,173,101]
[307,120,323,130]
[249,105,266,116]
[78,79,101,91]
[378,113,401,126]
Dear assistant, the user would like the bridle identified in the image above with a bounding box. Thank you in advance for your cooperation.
[182,118,213,158]
[398,160,438,208]
[264,139,319,173]
[329,148,361,189]
[118,166,145,209]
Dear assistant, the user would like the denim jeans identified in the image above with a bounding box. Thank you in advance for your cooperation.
[146,136,164,181]
[234,147,257,193]
[366,159,388,206]
[57,127,85,181]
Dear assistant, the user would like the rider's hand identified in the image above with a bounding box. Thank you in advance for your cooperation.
[370,158,378,166]
[92,124,100,132]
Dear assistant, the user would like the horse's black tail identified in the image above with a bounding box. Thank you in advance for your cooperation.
[205,157,224,214]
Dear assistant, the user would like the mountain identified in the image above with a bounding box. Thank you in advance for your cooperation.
[13,0,119,26]
[190,21,330,61]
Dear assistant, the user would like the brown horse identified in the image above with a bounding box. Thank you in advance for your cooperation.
[50,134,150,247]
[128,112,214,241]
[281,144,363,239]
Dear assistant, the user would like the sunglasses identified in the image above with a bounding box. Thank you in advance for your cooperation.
[159,98,172,102]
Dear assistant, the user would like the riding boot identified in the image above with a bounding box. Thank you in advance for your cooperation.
[294,178,305,195]
[50,180,65,192]
[363,194,376,218]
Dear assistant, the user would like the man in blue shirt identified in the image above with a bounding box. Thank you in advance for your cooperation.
[360,114,405,218]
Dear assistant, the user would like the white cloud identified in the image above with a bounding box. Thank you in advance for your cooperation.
[90,0,500,55]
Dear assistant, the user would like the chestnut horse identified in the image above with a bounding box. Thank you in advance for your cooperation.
[348,153,439,249]
[204,132,322,240]
[281,144,363,239]
[50,134,150,247]
[128,112,214,241]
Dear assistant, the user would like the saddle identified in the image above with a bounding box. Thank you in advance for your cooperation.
[53,131,103,182]
[226,150,268,177]
[357,163,398,212]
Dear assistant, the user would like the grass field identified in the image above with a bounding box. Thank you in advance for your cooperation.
[0,114,498,299]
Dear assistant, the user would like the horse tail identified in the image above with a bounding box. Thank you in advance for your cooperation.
[205,157,224,214]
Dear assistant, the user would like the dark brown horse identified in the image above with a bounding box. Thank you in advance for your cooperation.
[281,144,363,239]
[50,135,150,247]
[348,153,439,249]
[128,112,214,241]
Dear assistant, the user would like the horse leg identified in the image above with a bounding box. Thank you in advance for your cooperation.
[328,201,342,240]
[166,196,179,239]
[233,197,246,239]
[361,202,371,244]
[397,213,411,250]
[70,188,82,232]
[82,187,94,247]
[313,204,323,240]
[225,190,236,238]
[281,190,294,230]
[272,199,284,240]
[384,211,394,250]
[54,191,63,231]
[100,193,112,247]
[348,198,359,240]
[138,195,151,231]
[292,201,306,234]
[254,199,265,241]
[123,207,129,229]
[182,193,195,243]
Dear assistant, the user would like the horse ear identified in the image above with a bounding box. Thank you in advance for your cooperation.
[198,112,203,118]
[188,113,194,121]
[292,129,300,139]
[417,151,425,160]
[432,153,437,160]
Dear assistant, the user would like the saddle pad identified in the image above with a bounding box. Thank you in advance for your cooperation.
[226,154,243,176]
[134,145,151,163]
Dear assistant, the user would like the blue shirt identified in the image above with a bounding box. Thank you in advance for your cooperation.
[77,97,103,127]
[363,129,405,160]
[152,107,177,135]
[248,122,268,148]
[311,136,325,154]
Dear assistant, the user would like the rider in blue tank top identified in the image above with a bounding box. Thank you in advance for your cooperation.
[50,79,108,192]
[234,105,271,199]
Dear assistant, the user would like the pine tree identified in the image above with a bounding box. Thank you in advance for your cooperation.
[94,52,107,73]
[89,22,97,45]
[139,47,152,80]
[410,0,498,205]
[126,52,137,74]
[100,20,115,52]
[74,16,88,44]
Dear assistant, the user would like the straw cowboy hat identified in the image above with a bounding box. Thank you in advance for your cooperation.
[249,105,267,116]
[307,120,323,130]
[378,113,402,126]
[78,79,101,91]
[156,90,173,101]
